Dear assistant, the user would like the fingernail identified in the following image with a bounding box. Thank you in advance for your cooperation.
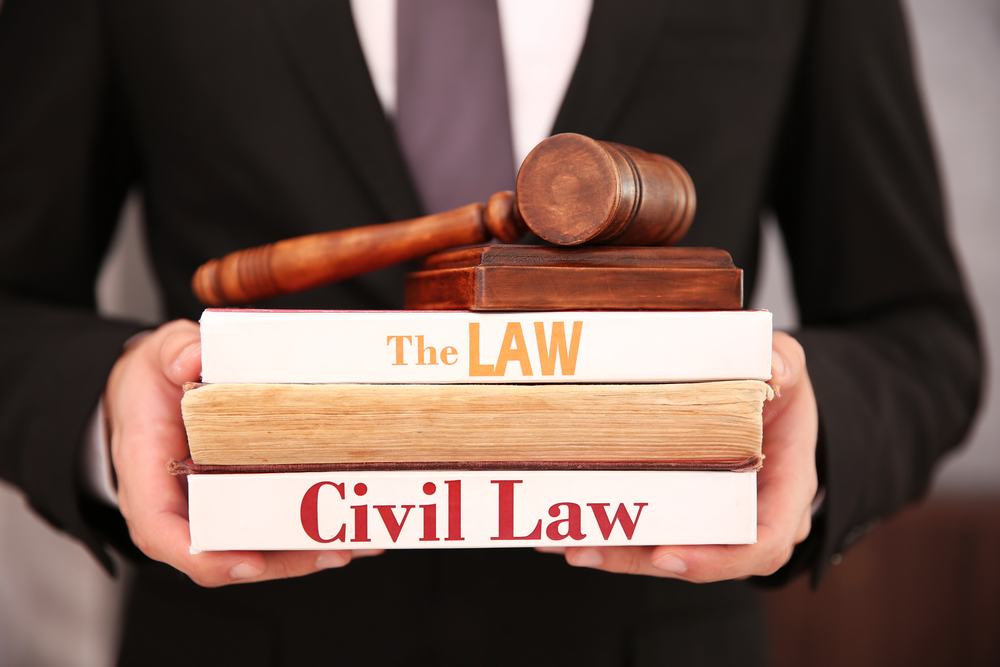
[653,553,687,574]
[229,561,263,580]
[172,343,200,374]
[571,548,603,568]
[351,549,383,559]
[771,349,786,382]
[316,551,349,569]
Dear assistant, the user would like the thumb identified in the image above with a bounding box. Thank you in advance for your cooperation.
[765,332,808,427]
[769,331,807,396]
[158,321,203,386]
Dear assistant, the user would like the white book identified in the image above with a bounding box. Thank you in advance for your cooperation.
[187,469,757,551]
[199,308,772,384]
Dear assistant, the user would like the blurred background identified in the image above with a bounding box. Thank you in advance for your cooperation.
[0,0,997,664]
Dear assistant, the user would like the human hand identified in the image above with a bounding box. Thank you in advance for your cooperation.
[104,319,382,587]
[539,331,819,581]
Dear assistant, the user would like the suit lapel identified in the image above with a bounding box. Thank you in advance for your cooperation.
[261,0,422,221]
[260,0,669,218]
[553,0,673,139]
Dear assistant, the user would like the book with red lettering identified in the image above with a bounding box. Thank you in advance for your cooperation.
[181,469,757,551]
[199,308,772,384]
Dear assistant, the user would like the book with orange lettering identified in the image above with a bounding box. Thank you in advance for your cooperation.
[198,308,772,384]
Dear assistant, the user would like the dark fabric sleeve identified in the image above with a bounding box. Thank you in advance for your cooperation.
[763,0,982,585]
[0,0,146,570]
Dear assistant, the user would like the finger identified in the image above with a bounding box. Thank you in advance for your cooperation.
[564,545,661,576]
[138,500,384,586]
[562,334,819,582]
[224,548,384,583]
[158,321,202,385]
[560,464,811,582]
[630,473,815,582]
[563,526,803,582]
[795,509,812,545]
[766,332,807,404]
[757,470,815,550]
[188,549,387,586]
[160,515,313,585]
[130,473,384,586]
[650,525,794,581]
[113,410,192,521]
[562,540,779,582]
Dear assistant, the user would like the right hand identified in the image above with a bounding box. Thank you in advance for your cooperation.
[538,332,818,582]
[104,319,382,586]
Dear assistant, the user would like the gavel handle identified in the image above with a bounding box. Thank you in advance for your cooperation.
[192,192,525,306]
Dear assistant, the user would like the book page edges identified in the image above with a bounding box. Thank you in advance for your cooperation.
[169,455,763,475]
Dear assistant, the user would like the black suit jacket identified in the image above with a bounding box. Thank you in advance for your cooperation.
[0,0,981,664]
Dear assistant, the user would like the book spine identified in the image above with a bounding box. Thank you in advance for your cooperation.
[187,469,757,551]
[199,309,772,384]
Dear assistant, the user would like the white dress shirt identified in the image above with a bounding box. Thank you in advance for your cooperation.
[351,0,592,168]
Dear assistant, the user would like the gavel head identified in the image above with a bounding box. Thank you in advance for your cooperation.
[514,133,696,246]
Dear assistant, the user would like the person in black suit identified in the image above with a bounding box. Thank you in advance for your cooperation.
[0,0,981,665]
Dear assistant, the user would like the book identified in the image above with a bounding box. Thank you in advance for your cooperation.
[183,306,771,551]
[185,469,757,551]
[198,308,772,384]
[180,380,773,467]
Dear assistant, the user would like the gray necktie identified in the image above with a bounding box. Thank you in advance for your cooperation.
[396,0,516,214]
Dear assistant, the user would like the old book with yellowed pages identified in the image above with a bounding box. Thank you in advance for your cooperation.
[181,380,772,469]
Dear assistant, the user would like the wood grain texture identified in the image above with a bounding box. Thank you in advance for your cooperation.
[516,134,695,246]
[405,245,743,311]
[192,134,697,306]
[192,202,513,305]
[182,380,771,466]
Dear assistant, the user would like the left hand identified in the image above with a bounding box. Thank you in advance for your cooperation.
[105,319,384,587]
[539,331,819,581]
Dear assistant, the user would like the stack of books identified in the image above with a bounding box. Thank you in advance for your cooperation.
[177,307,772,551]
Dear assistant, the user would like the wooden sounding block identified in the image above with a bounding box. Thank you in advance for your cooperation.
[405,245,742,311]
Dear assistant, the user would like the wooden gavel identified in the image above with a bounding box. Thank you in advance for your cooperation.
[192,133,696,306]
